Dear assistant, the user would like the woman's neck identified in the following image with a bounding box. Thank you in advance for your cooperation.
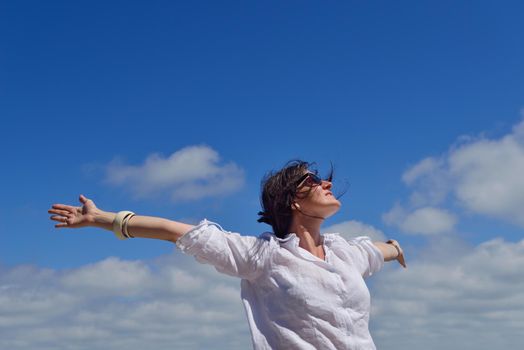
[289,218,325,260]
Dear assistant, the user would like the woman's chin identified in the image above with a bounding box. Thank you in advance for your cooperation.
[322,205,341,219]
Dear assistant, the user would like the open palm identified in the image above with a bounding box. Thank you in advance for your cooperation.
[48,194,98,228]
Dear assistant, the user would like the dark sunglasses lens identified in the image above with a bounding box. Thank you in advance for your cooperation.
[307,174,322,186]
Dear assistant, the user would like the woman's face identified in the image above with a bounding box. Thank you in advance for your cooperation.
[294,172,341,219]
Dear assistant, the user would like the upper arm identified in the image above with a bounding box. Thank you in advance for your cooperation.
[345,236,384,278]
[176,219,270,280]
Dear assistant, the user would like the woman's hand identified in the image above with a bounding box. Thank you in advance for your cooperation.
[48,194,99,229]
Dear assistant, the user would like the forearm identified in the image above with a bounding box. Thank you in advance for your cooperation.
[91,210,194,242]
[373,241,401,262]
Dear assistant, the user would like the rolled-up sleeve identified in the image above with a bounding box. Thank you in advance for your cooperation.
[176,219,269,280]
[346,236,384,278]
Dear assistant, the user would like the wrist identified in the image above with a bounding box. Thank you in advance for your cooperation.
[92,210,116,231]
[386,239,401,259]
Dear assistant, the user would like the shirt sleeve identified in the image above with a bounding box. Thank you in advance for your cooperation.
[345,236,384,278]
[176,219,269,280]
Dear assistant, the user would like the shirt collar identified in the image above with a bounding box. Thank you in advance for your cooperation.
[261,232,338,246]
[262,232,339,266]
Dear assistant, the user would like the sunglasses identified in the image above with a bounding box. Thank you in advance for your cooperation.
[295,173,324,189]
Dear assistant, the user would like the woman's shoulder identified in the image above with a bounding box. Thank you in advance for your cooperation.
[257,232,281,247]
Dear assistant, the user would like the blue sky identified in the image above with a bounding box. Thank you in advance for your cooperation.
[1,1,524,349]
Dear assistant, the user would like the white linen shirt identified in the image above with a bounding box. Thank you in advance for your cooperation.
[176,219,384,350]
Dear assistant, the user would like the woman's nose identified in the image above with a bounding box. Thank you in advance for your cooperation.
[322,181,332,190]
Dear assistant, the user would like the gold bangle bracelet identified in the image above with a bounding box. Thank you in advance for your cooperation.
[112,211,135,240]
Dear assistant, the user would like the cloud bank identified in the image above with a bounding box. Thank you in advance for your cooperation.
[104,145,245,201]
[371,237,524,350]
[2,236,522,350]
[0,254,250,350]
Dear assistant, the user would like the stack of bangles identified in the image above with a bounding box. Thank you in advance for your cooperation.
[112,211,136,239]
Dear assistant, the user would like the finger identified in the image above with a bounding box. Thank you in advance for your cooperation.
[48,209,69,216]
[50,215,68,222]
[55,223,68,228]
[52,204,77,212]
[398,254,407,268]
[79,194,89,204]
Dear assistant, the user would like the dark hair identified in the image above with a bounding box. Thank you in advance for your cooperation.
[257,160,336,238]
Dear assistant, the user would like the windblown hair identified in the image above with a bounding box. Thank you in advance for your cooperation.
[257,160,335,238]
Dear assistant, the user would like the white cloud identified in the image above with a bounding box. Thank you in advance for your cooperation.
[104,145,245,201]
[388,117,524,229]
[2,236,523,349]
[449,133,524,225]
[402,156,451,207]
[323,220,386,241]
[383,204,457,235]
[0,253,250,350]
[60,257,152,296]
[371,237,524,350]
[401,207,457,234]
[402,157,441,185]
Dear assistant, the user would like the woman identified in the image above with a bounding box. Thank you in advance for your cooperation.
[48,160,405,349]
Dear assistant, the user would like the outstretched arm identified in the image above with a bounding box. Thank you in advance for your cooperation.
[373,240,407,268]
[48,195,194,243]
